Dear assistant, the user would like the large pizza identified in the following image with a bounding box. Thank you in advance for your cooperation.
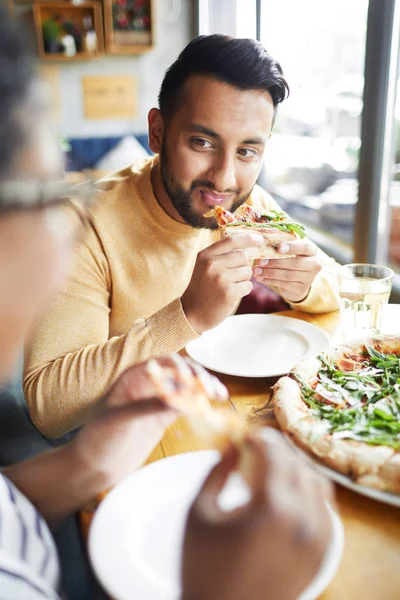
[273,335,400,493]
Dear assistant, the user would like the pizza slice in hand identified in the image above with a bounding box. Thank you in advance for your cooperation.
[145,356,246,452]
[205,204,306,259]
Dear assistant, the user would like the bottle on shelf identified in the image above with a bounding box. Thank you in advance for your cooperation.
[82,14,97,53]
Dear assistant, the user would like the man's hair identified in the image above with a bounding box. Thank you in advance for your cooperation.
[0,6,35,178]
[158,34,289,122]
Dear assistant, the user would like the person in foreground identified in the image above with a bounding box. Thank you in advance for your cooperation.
[0,9,334,599]
[24,34,341,439]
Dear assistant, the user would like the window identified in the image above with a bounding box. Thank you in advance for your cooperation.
[197,0,257,38]
[236,0,257,39]
[258,0,369,261]
[387,80,400,271]
[196,0,400,285]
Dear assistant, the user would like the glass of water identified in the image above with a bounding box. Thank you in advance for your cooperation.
[338,263,394,341]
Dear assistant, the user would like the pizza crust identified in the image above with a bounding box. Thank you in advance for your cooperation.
[292,356,322,381]
[339,334,400,356]
[377,453,400,493]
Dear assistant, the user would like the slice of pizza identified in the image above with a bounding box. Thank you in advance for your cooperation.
[145,357,246,452]
[205,204,306,259]
[272,335,400,494]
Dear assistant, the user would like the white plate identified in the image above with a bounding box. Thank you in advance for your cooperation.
[185,314,329,378]
[286,438,400,508]
[89,450,344,600]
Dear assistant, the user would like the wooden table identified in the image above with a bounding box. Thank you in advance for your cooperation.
[84,309,400,600]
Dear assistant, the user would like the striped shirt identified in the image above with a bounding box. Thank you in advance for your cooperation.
[0,474,61,599]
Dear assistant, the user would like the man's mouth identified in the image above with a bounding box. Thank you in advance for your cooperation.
[199,190,235,207]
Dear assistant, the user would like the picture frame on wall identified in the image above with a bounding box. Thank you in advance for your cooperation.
[103,0,153,54]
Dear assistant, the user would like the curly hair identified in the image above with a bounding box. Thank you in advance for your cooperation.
[0,6,35,178]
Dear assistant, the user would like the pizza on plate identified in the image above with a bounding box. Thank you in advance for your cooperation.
[205,204,306,259]
[273,335,400,493]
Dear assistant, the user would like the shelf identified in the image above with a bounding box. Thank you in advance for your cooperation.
[103,0,154,55]
[39,51,103,61]
[16,1,155,58]
[33,1,104,61]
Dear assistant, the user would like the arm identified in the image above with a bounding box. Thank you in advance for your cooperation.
[3,444,107,527]
[23,224,198,439]
[10,357,227,527]
[249,186,340,314]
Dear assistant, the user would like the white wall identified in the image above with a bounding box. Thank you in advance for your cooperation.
[54,0,193,138]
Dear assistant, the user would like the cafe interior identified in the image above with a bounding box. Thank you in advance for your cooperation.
[2,1,400,599]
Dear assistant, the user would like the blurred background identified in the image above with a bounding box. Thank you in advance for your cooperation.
[7,0,400,294]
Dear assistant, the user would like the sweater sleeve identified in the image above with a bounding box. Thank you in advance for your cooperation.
[249,186,341,314]
[23,225,199,439]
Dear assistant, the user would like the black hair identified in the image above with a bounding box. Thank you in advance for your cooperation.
[158,34,289,122]
[0,5,35,178]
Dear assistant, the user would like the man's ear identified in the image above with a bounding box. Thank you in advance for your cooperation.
[148,108,164,154]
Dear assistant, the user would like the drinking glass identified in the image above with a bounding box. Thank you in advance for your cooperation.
[338,263,394,340]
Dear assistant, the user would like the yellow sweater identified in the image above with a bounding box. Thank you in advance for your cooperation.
[24,157,340,437]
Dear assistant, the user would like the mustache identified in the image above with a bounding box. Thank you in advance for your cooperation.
[190,180,240,195]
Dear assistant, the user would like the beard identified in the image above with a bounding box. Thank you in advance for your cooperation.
[160,143,253,229]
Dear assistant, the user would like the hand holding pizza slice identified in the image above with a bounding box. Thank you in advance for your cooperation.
[206,204,322,303]
[74,355,246,489]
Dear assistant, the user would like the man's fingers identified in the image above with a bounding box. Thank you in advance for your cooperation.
[192,445,239,522]
[168,354,229,402]
[213,249,249,268]
[276,240,317,257]
[232,280,253,297]
[106,365,161,406]
[270,283,309,302]
[207,233,263,256]
[241,428,294,503]
[253,276,307,297]
[227,265,253,283]
[258,256,318,271]
[253,268,304,284]
[185,357,229,401]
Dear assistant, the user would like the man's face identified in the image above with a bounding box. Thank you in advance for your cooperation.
[156,75,275,229]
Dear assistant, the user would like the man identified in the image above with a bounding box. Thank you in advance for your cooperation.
[0,10,332,599]
[24,35,340,438]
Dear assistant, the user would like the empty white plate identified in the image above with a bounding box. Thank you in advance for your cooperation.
[89,451,344,600]
[186,314,329,377]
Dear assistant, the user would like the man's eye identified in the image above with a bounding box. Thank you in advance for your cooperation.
[192,138,213,149]
[237,148,258,159]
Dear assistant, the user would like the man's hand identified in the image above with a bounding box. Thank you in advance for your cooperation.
[182,428,333,600]
[253,240,322,303]
[6,356,228,526]
[72,356,228,488]
[182,233,263,334]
